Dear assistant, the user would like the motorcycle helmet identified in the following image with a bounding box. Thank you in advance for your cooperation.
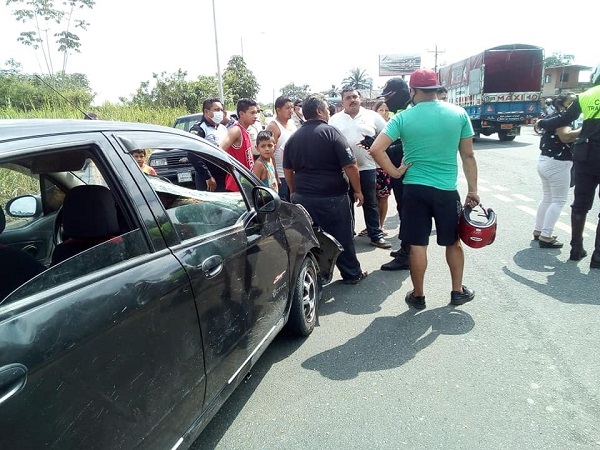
[458,204,497,248]
[545,98,553,105]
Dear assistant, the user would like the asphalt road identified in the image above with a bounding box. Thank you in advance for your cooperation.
[192,127,600,450]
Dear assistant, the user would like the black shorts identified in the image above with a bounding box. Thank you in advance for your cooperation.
[400,184,462,246]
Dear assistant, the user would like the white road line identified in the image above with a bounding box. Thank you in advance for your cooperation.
[517,205,537,215]
[516,205,591,237]
[492,185,509,192]
[512,194,535,202]
[493,194,514,202]
[479,186,491,192]
[479,178,489,183]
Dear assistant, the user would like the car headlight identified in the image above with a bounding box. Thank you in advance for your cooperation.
[151,158,167,167]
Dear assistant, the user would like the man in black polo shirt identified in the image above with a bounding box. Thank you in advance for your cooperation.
[283,94,367,284]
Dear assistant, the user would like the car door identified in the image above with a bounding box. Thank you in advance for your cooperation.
[0,134,206,450]
[111,131,290,415]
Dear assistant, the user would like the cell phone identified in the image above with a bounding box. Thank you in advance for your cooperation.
[360,135,375,149]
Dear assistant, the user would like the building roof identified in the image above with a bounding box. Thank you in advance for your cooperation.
[546,64,593,71]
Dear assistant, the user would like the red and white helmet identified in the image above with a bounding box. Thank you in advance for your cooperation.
[458,204,497,248]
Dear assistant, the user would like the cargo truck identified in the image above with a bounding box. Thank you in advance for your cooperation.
[438,44,544,141]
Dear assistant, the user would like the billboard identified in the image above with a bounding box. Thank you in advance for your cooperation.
[379,54,422,76]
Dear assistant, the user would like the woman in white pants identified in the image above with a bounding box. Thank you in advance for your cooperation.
[534,93,580,248]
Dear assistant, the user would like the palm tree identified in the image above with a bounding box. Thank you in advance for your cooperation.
[342,68,373,90]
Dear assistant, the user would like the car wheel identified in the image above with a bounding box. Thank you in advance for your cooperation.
[286,256,319,337]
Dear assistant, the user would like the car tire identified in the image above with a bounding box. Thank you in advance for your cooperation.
[286,256,319,337]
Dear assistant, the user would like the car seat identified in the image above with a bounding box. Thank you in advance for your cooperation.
[0,206,46,300]
[51,185,121,266]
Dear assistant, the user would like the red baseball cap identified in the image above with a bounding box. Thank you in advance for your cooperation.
[409,69,442,90]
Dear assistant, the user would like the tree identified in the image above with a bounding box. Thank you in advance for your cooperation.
[280,82,310,101]
[341,68,373,90]
[128,70,219,113]
[0,60,93,110]
[6,0,95,75]
[544,53,575,68]
[222,55,260,103]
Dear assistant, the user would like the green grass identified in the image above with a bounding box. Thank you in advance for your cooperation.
[0,104,188,127]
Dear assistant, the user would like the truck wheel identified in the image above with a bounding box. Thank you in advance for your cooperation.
[286,256,319,337]
[498,131,516,141]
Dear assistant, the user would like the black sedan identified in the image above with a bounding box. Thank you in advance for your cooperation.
[0,119,340,449]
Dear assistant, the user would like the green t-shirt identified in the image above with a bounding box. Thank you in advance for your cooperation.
[383,101,474,191]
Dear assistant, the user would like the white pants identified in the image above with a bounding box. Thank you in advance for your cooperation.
[535,156,572,238]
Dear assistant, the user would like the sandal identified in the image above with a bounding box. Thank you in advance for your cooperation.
[533,230,556,241]
[343,270,369,285]
[357,229,368,237]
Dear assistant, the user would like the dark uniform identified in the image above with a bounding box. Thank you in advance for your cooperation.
[283,118,364,283]
[538,65,600,267]
[189,119,227,191]
[377,78,413,271]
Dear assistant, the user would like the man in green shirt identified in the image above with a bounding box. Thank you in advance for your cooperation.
[370,69,479,310]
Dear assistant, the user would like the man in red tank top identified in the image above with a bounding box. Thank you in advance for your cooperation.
[220,98,259,191]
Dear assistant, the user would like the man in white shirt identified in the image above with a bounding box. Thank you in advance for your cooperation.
[329,88,390,249]
[266,96,297,201]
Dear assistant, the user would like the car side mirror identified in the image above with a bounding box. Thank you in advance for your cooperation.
[252,186,281,215]
[5,195,42,218]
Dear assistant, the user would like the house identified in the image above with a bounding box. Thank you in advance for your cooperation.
[542,64,593,98]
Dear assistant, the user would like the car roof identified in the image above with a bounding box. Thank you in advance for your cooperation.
[0,119,232,165]
[174,113,203,121]
[0,119,193,147]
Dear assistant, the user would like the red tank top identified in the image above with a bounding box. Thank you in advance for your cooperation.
[225,123,254,191]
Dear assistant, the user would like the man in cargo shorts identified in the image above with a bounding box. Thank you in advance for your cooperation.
[369,69,480,310]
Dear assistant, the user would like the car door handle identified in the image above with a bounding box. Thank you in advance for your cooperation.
[200,255,223,279]
[0,363,28,405]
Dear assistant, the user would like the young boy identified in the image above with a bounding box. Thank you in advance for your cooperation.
[220,98,259,192]
[131,149,157,176]
[252,130,279,192]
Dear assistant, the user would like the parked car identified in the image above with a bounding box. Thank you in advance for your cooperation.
[173,112,204,132]
[156,111,241,187]
[0,119,341,449]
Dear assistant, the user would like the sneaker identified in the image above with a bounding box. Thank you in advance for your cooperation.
[380,256,410,271]
[450,285,475,306]
[370,238,392,249]
[405,291,426,310]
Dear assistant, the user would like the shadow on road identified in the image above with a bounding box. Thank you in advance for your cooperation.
[473,136,530,149]
[502,246,600,305]
[320,268,410,316]
[302,306,474,380]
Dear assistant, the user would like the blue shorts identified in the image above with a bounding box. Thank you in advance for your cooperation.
[400,184,462,246]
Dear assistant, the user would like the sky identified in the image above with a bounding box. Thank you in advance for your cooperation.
[1,0,598,106]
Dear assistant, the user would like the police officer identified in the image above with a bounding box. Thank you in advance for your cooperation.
[188,98,228,191]
[537,65,600,267]
[377,77,413,270]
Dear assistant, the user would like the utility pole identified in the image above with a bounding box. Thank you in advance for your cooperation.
[211,0,224,103]
[427,44,446,72]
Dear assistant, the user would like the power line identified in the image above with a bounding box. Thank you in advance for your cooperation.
[427,45,446,72]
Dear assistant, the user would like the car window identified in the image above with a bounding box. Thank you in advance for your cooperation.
[148,175,248,241]
[0,168,41,229]
[0,145,149,304]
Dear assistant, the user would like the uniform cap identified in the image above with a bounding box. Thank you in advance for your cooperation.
[378,77,409,98]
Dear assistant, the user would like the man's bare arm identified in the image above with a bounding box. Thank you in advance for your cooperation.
[343,163,364,207]
[220,126,241,151]
[458,137,479,206]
